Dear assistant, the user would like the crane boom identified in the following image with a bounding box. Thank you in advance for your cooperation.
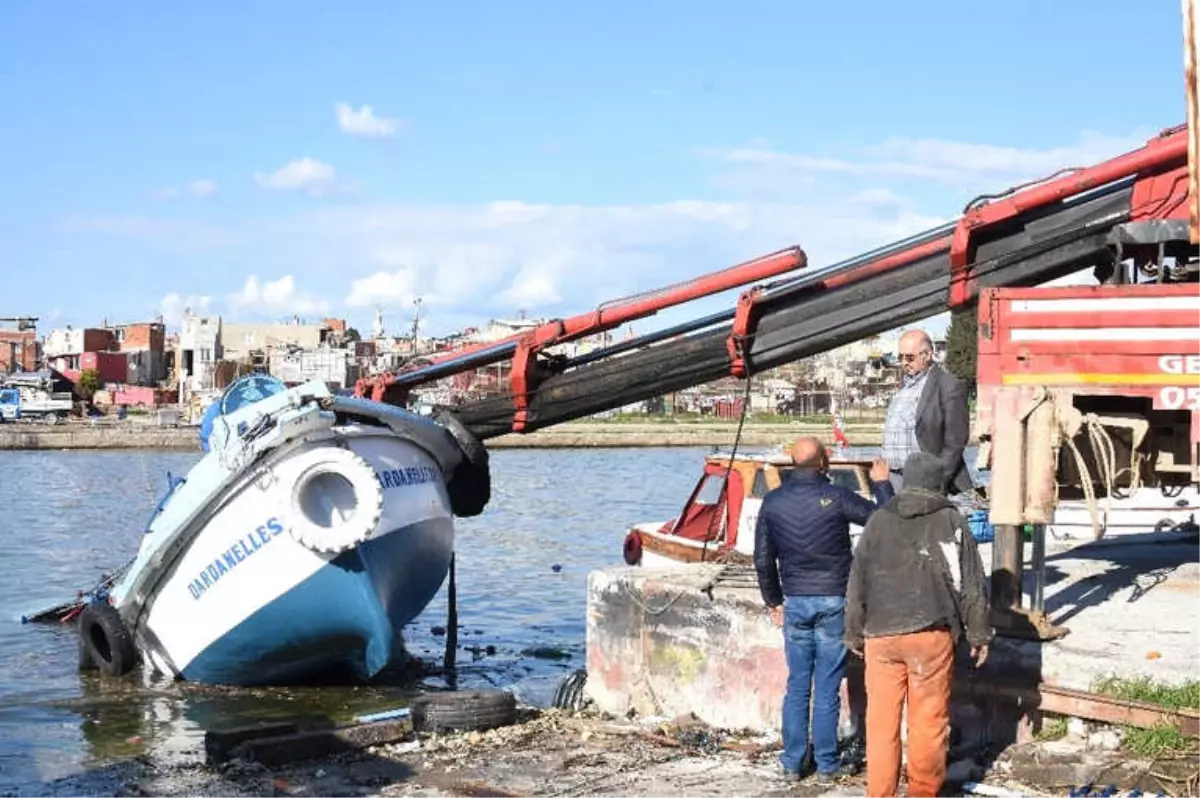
[355,124,1194,441]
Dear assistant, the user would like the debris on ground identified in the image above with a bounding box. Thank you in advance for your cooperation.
[30,705,1200,798]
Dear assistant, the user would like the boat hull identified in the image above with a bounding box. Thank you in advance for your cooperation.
[132,431,456,686]
[178,515,453,685]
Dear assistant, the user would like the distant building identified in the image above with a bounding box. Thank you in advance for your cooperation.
[0,329,38,373]
[105,320,168,385]
[178,313,223,394]
[44,327,114,361]
[268,348,358,390]
[221,319,346,363]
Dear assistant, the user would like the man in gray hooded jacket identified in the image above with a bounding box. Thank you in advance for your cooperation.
[844,450,992,798]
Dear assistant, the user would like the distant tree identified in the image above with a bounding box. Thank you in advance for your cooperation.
[944,305,978,395]
[77,368,101,400]
[344,327,362,343]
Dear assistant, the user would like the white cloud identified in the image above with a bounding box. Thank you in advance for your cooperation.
[346,268,420,308]
[279,195,946,336]
[701,129,1152,189]
[187,178,218,198]
[229,275,330,317]
[149,178,219,200]
[253,157,336,195]
[88,128,1140,340]
[336,103,402,138]
[159,292,213,327]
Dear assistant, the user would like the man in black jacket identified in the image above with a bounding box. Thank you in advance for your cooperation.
[844,450,992,798]
[754,436,893,783]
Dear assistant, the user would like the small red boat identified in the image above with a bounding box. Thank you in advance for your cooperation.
[621,448,878,568]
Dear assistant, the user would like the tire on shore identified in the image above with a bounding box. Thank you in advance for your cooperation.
[410,689,517,733]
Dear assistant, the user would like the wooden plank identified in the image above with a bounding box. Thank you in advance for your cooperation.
[204,722,300,765]
[237,719,413,767]
[955,677,1200,736]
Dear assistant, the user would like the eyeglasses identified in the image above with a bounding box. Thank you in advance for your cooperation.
[899,352,928,362]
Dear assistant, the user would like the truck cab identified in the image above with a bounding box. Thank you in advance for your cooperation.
[0,387,21,422]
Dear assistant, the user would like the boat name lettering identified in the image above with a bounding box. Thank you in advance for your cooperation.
[375,465,439,490]
[1159,355,1200,375]
[188,517,284,600]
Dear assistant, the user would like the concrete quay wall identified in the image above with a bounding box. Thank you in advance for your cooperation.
[0,424,199,451]
[584,541,1199,739]
[0,421,883,451]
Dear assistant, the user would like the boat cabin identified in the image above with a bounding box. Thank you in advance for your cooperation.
[622,449,877,567]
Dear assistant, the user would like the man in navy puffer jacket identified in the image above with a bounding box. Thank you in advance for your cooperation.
[754,436,893,784]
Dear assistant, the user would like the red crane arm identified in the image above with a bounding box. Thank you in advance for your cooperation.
[356,123,1191,435]
[355,246,807,409]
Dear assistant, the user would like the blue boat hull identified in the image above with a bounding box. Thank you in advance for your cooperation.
[179,516,454,686]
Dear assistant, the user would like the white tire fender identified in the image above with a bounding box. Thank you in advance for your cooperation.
[286,447,383,554]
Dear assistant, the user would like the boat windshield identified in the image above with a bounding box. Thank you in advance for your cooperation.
[777,465,862,493]
[220,373,287,415]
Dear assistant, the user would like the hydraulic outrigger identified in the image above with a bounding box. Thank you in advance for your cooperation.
[358,89,1197,645]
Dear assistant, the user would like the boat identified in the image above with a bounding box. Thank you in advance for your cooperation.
[621,446,1199,568]
[66,373,489,686]
[620,447,881,568]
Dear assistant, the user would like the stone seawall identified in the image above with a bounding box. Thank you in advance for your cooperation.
[0,422,884,451]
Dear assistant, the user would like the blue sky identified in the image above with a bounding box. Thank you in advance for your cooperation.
[0,1,1188,340]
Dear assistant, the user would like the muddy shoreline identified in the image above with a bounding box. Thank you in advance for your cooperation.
[28,707,1199,798]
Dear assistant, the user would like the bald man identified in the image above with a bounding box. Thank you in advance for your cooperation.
[754,436,893,784]
[882,330,974,496]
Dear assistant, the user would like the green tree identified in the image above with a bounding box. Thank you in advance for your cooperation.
[77,368,102,400]
[945,305,979,395]
[344,327,362,343]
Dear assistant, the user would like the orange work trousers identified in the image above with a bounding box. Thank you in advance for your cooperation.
[863,628,954,798]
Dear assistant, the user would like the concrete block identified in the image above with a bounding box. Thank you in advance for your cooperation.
[586,565,791,732]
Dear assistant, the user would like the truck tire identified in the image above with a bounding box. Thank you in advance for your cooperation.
[78,602,137,677]
[77,626,97,672]
[410,689,517,733]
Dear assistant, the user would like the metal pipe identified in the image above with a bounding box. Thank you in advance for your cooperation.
[991,524,1025,611]
[762,221,957,296]
[564,309,736,368]
[387,341,519,387]
[1031,524,1047,613]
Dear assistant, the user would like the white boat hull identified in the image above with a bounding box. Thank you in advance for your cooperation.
[134,431,454,684]
[92,379,489,687]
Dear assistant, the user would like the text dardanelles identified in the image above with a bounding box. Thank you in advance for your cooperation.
[186,465,440,600]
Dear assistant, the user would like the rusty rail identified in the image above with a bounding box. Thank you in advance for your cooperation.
[957,677,1200,736]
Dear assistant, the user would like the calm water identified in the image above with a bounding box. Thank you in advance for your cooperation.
[0,442,922,793]
[0,445,762,793]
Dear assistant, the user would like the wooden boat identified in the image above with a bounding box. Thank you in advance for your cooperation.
[621,446,1200,569]
[621,447,877,568]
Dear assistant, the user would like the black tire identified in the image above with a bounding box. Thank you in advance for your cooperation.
[410,689,517,733]
[78,601,137,677]
[77,624,97,672]
[432,409,491,518]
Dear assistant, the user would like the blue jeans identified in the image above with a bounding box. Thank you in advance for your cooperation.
[780,594,848,775]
